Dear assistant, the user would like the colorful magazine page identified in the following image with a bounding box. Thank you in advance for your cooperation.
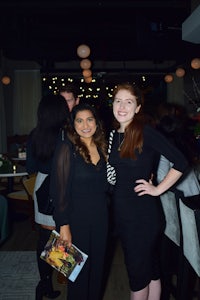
[40,230,88,282]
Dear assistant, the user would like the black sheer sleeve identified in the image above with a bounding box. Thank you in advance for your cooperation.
[50,140,74,227]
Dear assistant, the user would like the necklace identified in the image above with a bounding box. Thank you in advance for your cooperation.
[118,132,124,151]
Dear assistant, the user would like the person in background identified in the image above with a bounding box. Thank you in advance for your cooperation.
[50,103,109,300]
[155,114,200,300]
[59,82,80,112]
[107,83,188,300]
[157,114,200,196]
[26,94,70,300]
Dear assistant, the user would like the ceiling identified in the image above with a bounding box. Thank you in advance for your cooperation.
[1,0,200,72]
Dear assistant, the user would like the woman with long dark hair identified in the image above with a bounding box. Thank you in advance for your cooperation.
[26,94,70,300]
[50,103,109,300]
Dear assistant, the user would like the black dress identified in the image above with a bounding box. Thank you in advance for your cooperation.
[50,140,109,300]
[108,125,188,292]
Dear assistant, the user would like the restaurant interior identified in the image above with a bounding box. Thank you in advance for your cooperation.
[0,0,200,299]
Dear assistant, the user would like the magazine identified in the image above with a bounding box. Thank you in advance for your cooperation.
[40,230,88,282]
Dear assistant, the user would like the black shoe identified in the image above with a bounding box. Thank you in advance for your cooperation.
[36,280,61,300]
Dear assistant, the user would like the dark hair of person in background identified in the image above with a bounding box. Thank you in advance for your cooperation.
[68,103,108,163]
[157,113,198,166]
[26,93,70,300]
[58,82,79,100]
[31,94,70,161]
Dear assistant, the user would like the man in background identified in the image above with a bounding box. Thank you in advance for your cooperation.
[59,82,80,112]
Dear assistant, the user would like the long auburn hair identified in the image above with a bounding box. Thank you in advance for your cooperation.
[68,103,108,163]
[112,83,145,159]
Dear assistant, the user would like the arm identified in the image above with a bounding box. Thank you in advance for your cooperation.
[50,140,73,247]
[134,126,188,197]
[135,168,183,196]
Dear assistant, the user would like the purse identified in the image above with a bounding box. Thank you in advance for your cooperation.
[36,175,54,215]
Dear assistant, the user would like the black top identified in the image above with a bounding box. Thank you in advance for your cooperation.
[50,140,109,227]
[109,125,188,221]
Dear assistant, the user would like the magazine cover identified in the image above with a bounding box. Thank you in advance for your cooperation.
[40,230,88,282]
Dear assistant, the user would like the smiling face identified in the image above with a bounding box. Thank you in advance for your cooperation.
[74,109,97,142]
[113,89,141,131]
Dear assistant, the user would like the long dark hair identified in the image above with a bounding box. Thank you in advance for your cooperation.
[112,83,145,159]
[31,94,70,160]
[68,103,108,163]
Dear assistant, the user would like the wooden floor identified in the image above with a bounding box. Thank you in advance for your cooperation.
[0,214,199,300]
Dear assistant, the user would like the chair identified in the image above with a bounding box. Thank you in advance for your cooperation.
[177,195,200,299]
[160,192,200,300]
[6,174,36,230]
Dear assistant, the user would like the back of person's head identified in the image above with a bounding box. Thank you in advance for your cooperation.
[37,94,70,131]
[32,94,70,160]
[158,114,195,164]
[158,115,177,134]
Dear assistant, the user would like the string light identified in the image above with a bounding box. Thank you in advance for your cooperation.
[41,73,168,105]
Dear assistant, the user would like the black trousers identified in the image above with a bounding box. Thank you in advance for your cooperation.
[67,220,108,300]
[36,226,53,280]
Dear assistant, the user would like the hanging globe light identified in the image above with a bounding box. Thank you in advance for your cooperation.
[175,68,185,78]
[77,44,91,58]
[84,76,92,83]
[1,76,11,85]
[191,58,200,69]
[80,59,92,70]
[164,74,173,83]
[82,69,92,78]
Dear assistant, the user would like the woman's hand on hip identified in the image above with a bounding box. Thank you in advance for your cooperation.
[134,179,160,196]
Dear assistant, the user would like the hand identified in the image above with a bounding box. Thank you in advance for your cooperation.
[134,179,160,196]
[149,173,154,184]
[59,225,72,248]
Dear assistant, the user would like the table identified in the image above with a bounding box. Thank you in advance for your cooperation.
[11,157,26,162]
[0,168,28,193]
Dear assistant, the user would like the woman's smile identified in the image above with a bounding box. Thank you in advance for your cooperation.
[74,110,97,140]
